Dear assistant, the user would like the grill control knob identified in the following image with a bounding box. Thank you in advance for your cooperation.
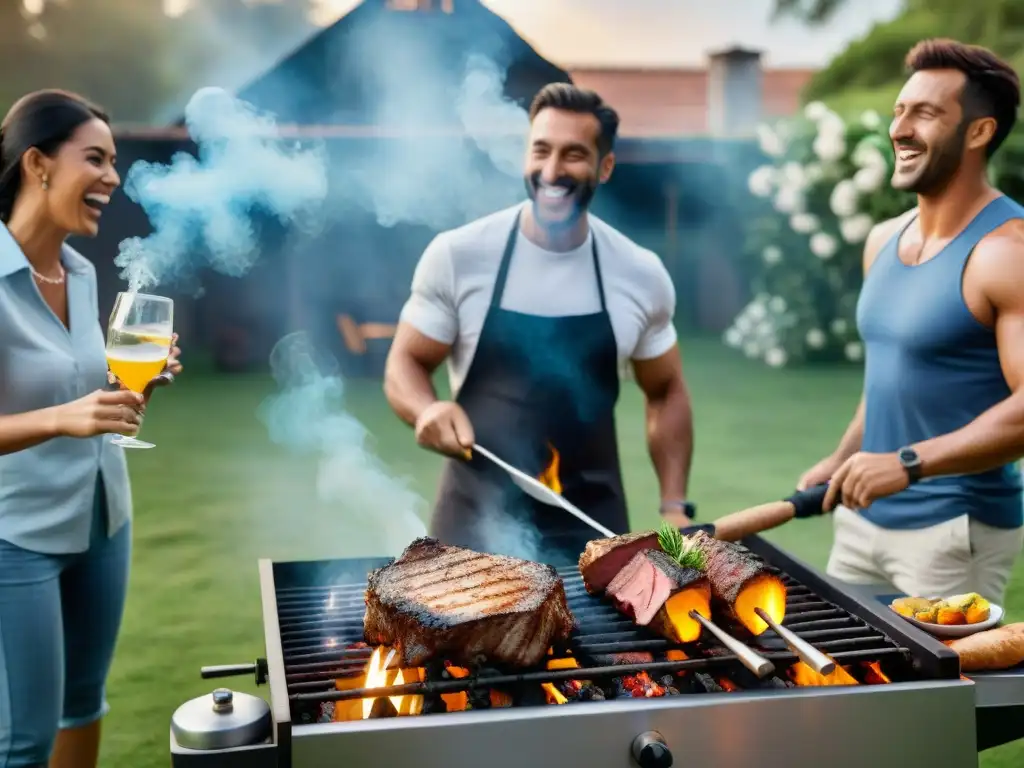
[631,731,673,767]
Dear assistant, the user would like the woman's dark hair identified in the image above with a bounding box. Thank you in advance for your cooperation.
[0,89,109,222]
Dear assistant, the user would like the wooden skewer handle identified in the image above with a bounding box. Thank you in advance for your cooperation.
[710,501,796,542]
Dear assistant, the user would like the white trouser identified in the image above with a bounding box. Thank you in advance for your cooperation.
[826,505,1024,604]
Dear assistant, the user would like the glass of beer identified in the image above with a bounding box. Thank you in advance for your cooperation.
[105,291,174,449]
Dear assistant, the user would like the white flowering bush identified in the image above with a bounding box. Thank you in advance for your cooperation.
[725,102,915,367]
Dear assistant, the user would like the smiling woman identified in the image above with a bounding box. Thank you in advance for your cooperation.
[0,89,182,768]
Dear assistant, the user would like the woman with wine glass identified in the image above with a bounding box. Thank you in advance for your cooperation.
[0,90,182,768]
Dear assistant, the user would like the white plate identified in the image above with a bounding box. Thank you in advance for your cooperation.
[896,602,1004,638]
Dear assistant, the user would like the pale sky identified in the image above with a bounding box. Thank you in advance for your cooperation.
[319,0,904,68]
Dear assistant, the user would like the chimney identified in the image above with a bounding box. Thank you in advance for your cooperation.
[706,46,763,138]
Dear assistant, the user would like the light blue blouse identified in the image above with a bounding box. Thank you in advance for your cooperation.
[0,223,132,554]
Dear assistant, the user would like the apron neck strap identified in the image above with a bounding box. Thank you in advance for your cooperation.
[491,207,607,312]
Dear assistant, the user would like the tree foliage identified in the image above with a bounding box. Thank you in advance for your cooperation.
[0,0,318,124]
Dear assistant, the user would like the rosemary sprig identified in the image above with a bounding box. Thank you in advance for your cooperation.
[658,521,707,571]
[658,521,684,561]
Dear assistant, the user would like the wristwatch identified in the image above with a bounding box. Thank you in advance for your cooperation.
[659,500,696,519]
[898,446,923,484]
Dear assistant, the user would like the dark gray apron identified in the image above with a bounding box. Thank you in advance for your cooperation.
[429,209,629,566]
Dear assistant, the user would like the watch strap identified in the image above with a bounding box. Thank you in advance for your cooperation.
[660,500,696,519]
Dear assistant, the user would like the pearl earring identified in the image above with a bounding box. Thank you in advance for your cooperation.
[41,177,49,191]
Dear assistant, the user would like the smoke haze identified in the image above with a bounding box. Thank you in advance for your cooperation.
[332,20,529,230]
[115,86,328,293]
[257,332,427,555]
[115,32,550,558]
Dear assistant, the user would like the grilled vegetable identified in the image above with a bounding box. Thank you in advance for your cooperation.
[686,531,786,635]
[946,623,1024,671]
[891,593,991,625]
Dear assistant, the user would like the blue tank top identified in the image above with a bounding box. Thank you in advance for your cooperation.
[856,195,1024,530]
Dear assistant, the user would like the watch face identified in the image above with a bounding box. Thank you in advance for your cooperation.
[899,448,919,465]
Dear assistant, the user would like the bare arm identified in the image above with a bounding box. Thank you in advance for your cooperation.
[0,408,61,455]
[0,387,144,456]
[914,237,1024,476]
[633,344,693,501]
[828,396,866,464]
[383,323,451,427]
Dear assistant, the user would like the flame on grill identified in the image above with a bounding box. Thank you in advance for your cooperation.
[360,647,424,718]
[788,661,859,687]
[862,661,892,684]
[537,444,562,494]
[542,651,580,704]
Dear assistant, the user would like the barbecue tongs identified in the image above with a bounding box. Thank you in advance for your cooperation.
[471,444,783,679]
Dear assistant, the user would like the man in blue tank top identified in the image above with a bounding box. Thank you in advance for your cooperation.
[800,39,1024,605]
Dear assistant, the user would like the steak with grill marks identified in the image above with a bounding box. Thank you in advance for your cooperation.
[363,537,577,668]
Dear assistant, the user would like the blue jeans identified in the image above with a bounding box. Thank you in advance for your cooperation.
[0,476,131,767]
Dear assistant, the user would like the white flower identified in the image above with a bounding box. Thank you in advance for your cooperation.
[780,162,807,189]
[853,165,887,194]
[773,185,803,214]
[839,213,874,244]
[724,327,743,348]
[860,110,883,130]
[769,296,787,313]
[765,348,788,368]
[852,140,888,171]
[789,212,819,234]
[762,245,782,265]
[748,302,767,321]
[804,101,830,121]
[831,318,849,335]
[756,123,785,157]
[804,163,825,183]
[817,110,846,138]
[743,341,761,359]
[813,132,846,163]
[845,341,864,362]
[810,232,838,259]
[747,164,776,197]
[829,179,859,217]
[806,328,826,349]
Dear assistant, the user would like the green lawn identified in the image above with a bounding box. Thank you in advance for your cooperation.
[104,336,1023,766]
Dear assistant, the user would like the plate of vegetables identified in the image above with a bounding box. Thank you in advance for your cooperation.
[890,592,1002,638]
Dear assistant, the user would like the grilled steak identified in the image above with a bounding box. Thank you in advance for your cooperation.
[606,549,711,643]
[688,531,786,635]
[363,537,576,668]
[578,530,660,595]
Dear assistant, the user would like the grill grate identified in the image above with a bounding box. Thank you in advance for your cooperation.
[275,556,914,719]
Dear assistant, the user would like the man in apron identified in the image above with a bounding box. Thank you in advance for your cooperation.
[384,83,694,567]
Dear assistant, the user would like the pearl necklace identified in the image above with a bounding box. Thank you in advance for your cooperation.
[31,265,66,285]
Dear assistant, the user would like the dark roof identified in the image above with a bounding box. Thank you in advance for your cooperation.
[203,0,569,127]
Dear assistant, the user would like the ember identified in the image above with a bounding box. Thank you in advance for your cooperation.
[616,671,667,698]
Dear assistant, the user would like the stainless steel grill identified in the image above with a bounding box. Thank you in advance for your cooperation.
[170,535,1024,768]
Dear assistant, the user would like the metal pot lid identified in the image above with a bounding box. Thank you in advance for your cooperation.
[171,688,271,751]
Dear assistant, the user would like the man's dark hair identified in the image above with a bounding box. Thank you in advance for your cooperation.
[905,39,1020,158]
[528,83,619,156]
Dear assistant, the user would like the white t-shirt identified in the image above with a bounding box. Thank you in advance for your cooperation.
[399,202,678,397]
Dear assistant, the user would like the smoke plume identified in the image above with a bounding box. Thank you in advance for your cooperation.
[334,21,529,230]
[114,35,549,558]
[115,86,329,292]
[257,332,427,556]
